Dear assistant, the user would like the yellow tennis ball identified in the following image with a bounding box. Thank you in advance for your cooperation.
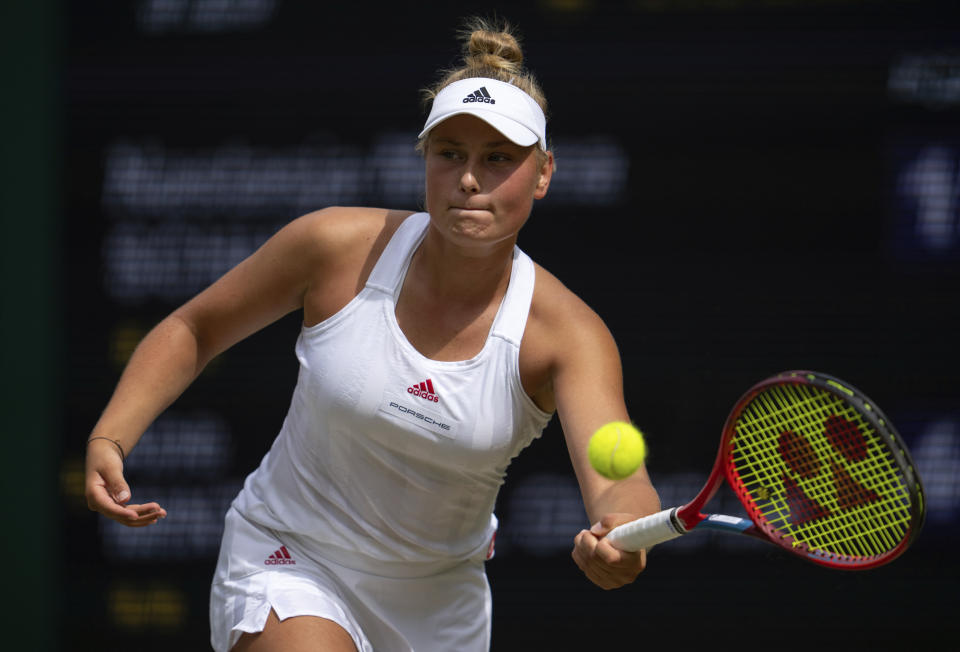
[588,421,647,480]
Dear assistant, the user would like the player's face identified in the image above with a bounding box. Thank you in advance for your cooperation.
[424,114,552,252]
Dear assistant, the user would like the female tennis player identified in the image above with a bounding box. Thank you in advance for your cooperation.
[85,17,660,651]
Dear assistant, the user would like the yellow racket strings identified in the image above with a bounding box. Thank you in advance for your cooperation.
[730,384,913,560]
[746,386,909,557]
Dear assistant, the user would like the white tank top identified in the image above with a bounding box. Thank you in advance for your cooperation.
[233,212,553,577]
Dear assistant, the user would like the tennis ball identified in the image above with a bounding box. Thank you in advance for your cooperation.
[588,421,647,480]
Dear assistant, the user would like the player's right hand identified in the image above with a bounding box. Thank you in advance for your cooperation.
[572,513,648,590]
[85,438,166,527]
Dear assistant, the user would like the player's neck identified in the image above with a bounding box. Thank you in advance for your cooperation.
[411,232,515,304]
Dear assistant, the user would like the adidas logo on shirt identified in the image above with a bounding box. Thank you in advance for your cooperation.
[408,378,439,403]
[264,545,296,565]
[462,87,495,104]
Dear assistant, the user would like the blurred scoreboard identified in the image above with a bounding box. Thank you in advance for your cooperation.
[62,2,960,648]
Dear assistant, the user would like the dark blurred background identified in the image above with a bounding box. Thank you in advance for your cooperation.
[5,0,959,649]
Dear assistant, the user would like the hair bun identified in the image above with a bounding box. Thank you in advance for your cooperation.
[465,28,523,72]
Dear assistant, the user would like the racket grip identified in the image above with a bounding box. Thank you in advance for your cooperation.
[605,507,685,551]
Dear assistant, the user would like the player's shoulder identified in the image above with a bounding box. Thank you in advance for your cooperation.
[524,261,618,368]
[295,207,413,245]
[285,207,415,260]
[520,262,620,407]
[529,262,608,333]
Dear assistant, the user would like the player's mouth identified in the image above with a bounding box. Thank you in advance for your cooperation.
[450,204,492,214]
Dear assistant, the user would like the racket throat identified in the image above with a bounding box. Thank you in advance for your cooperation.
[669,507,693,534]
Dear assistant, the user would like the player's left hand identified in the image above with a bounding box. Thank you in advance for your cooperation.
[572,513,647,590]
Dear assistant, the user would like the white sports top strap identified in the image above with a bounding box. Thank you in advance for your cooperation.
[364,212,429,295]
[490,247,535,348]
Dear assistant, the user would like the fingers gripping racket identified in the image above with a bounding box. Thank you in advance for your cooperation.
[607,371,925,570]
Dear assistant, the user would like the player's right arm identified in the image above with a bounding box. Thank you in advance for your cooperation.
[85,207,404,526]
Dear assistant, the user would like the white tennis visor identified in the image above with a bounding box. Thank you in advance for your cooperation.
[418,77,547,150]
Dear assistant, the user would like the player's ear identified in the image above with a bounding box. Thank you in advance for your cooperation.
[534,150,554,200]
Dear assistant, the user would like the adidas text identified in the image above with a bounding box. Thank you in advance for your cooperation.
[408,387,439,402]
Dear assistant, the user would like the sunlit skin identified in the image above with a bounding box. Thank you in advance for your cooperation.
[422,114,553,258]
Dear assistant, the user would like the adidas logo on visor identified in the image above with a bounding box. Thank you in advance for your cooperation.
[462,87,495,104]
[419,77,547,150]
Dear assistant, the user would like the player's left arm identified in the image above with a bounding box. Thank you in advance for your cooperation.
[526,270,660,588]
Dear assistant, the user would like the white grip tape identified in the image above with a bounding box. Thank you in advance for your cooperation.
[605,507,684,552]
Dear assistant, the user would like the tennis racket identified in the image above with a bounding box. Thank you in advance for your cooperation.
[607,370,925,570]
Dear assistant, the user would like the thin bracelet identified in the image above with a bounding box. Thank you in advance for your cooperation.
[87,436,125,461]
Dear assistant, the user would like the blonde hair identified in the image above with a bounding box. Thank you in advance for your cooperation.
[417,17,550,159]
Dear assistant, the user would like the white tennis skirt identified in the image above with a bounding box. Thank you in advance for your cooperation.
[209,507,493,651]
